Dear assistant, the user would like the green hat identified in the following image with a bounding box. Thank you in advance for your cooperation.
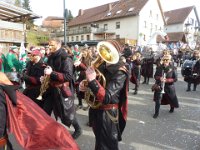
[10,46,18,53]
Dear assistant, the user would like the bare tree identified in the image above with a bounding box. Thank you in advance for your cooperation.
[15,0,22,7]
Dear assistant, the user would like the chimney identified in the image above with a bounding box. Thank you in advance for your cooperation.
[78,9,84,16]
[108,3,112,11]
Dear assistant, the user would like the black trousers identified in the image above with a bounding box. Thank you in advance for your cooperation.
[0,98,6,138]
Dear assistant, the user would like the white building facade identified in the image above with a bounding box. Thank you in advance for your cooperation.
[67,0,165,46]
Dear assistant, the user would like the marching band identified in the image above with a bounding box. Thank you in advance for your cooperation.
[0,39,200,149]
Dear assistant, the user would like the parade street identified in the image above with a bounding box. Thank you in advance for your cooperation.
[70,66,200,150]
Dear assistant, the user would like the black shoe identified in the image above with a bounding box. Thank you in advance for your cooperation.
[186,89,191,92]
[83,105,89,111]
[169,107,174,113]
[75,105,83,111]
[142,81,146,84]
[193,88,196,91]
[153,113,159,118]
[72,129,82,139]
[133,91,137,95]
[86,122,92,127]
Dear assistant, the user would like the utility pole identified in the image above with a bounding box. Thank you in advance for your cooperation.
[63,0,67,46]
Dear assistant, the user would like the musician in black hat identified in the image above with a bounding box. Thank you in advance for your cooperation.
[152,54,179,118]
[191,50,200,91]
[79,40,129,150]
[184,50,200,91]
[130,51,142,94]
[22,49,45,108]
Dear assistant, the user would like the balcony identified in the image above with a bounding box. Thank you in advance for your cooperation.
[67,27,107,35]
[67,28,92,35]
[185,21,192,27]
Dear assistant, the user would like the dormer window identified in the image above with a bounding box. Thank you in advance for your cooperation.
[107,12,111,16]
[128,7,134,12]
[149,10,152,18]
[165,17,169,22]
[116,10,122,14]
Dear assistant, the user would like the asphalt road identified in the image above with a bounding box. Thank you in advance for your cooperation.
[71,66,200,150]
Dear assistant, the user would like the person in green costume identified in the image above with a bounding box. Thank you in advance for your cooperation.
[5,46,22,73]
[0,46,6,72]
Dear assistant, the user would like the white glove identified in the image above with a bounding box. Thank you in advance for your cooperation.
[86,67,96,82]
[74,60,81,67]
[79,80,87,92]
[40,76,45,83]
[44,66,52,75]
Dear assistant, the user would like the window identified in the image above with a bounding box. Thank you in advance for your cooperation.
[128,7,134,12]
[116,22,120,29]
[72,36,74,41]
[116,35,120,39]
[190,18,194,25]
[87,35,90,41]
[81,35,84,41]
[156,14,159,20]
[67,37,69,42]
[116,10,122,14]
[107,12,111,16]
[76,36,79,41]
[83,27,87,32]
[155,25,157,30]
[104,24,108,30]
[150,23,153,29]
[195,20,198,27]
[149,10,152,18]
[143,34,146,41]
[144,21,147,28]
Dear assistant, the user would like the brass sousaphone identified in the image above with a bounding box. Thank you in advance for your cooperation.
[84,41,119,109]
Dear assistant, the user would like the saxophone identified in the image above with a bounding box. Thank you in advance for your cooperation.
[37,74,50,100]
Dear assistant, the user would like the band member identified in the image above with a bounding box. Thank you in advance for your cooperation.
[4,46,22,73]
[0,46,6,72]
[0,72,79,150]
[184,50,200,91]
[141,49,154,84]
[74,47,94,110]
[130,51,141,94]
[79,40,129,150]
[152,54,179,118]
[23,49,45,108]
[41,39,82,139]
[191,51,200,91]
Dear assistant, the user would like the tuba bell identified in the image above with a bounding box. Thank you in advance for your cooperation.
[84,41,119,109]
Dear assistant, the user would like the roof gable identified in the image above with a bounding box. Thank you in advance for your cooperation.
[68,0,148,27]
[164,6,194,25]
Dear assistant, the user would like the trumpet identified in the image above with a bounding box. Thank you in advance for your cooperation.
[161,72,166,94]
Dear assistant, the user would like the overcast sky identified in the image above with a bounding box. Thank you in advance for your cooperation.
[30,0,200,25]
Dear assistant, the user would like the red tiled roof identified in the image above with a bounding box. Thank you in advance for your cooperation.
[164,6,194,25]
[68,0,148,27]
[44,16,64,21]
[157,32,185,42]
